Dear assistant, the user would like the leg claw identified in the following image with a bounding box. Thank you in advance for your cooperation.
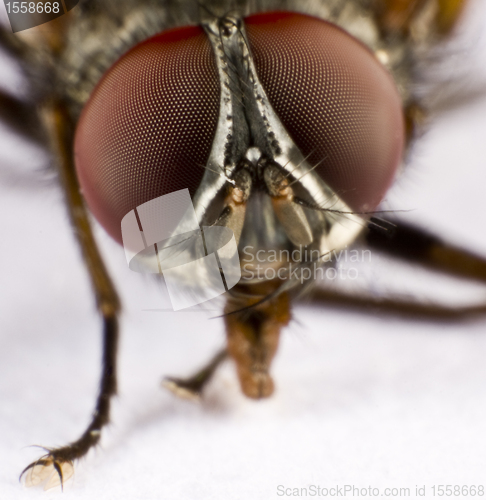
[162,377,202,401]
[21,455,74,490]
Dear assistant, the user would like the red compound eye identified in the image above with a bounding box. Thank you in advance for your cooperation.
[245,12,404,212]
[75,12,404,245]
[75,25,220,243]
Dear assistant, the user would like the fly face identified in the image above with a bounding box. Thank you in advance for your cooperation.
[2,0,486,496]
[73,9,403,397]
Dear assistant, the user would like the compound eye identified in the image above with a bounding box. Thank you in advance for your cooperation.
[75,25,220,243]
[245,12,405,212]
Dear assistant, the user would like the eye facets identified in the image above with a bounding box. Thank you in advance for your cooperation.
[245,11,404,212]
[75,11,404,246]
[75,25,220,243]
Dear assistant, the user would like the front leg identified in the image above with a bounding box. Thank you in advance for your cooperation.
[21,316,118,489]
[163,348,227,401]
[20,103,121,490]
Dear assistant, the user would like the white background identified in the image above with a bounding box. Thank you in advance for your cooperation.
[1,2,486,499]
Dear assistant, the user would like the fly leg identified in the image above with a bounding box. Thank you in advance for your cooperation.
[20,103,121,490]
[0,31,44,145]
[0,23,30,58]
[305,218,486,321]
[163,349,227,401]
[0,19,66,147]
[0,91,45,145]
[306,287,486,321]
[366,218,486,284]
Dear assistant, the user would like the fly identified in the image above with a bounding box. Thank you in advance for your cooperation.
[1,0,486,494]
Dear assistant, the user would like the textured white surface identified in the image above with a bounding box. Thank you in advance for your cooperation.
[1,2,486,500]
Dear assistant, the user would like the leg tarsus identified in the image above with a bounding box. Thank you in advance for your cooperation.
[21,315,117,490]
[163,349,227,400]
[21,453,74,491]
